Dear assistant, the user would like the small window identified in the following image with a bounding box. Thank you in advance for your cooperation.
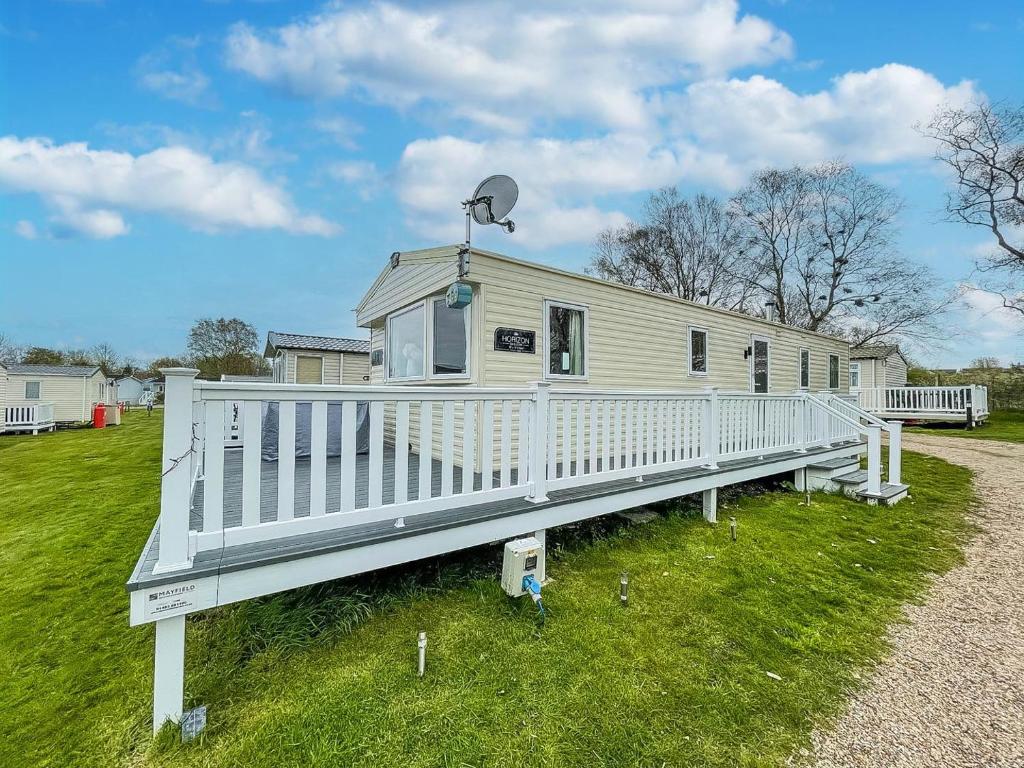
[387,303,426,380]
[25,381,41,399]
[849,361,861,388]
[688,327,708,375]
[296,355,324,385]
[799,348,810,389]
[546,300,587,379]
[431,297,469,376]
[828,353,840,389]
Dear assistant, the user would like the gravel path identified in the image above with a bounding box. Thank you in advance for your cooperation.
[809,434,1024,768]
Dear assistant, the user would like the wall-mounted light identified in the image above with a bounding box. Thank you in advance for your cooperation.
[743,346,752,359]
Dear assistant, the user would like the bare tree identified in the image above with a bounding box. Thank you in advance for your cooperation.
[0,333,23,363]
[970,356,1001,369]
[924,102,1024,316]
[90,343,121,376]
[730,161,951,344]
[590,188,755,311]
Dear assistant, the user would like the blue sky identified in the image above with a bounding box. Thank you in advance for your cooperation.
[1,0,1022,367]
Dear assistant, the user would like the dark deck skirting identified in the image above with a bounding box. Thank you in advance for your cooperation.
[128,441,862,592]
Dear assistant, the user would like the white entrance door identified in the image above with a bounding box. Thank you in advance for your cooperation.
[750,335,770,393]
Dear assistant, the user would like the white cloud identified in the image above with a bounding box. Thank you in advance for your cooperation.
[958,284,1023,356]
[0,136,337,238]
[136,37,215,108]
[312,116,363,150]
[666,64,979,187]
[225,0,793,131]
[14,220,37,239]
[329,160,384,200]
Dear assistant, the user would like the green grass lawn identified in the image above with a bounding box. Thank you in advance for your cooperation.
[906,408,1024,443]
[0,413,975,767]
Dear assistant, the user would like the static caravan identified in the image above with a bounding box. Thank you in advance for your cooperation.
[0,362,6,432]
[356,246,850,395]
[3,364,114,425]
[116,375,148,406]
[264,332,371,385]
[850,345,909,390]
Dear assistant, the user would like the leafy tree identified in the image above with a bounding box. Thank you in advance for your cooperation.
[22,347,66,365]
[186,318,269,380]
[969,356,1001,369]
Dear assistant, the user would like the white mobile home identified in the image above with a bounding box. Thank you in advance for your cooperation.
[850,344,909,389]
[4,364,115,425]
[357,246,851,394]
[265,332,371,385]
[115,375,148,406]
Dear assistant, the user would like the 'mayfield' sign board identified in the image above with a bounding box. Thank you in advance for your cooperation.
[494,328,536,354]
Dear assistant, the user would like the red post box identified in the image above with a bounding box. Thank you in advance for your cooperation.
[93,402,106,429]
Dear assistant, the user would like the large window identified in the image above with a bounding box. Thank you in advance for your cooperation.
[545,300,587,379]
[828,353,841,389]
[387,303,426,380]
[386,297,471,382]
[431,298,469,376]
[688,326,708,375]
[799,348,810,389]
[25,381,40,399]
[849,361,861,388]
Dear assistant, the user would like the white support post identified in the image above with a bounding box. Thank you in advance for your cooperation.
[795,393,808,453]
[528,382,550,503]
[866,425,882,496]
[887,421,902,486]
[702,487,717,523]
[153,614,186,734]
[154,368,199,574]
[702,387,719,469]
[533,528,547,582]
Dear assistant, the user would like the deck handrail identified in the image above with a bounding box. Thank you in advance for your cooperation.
[856,385,989,422]
[4,402,56,427]
[814,392,901,485]
[152,374,888,573]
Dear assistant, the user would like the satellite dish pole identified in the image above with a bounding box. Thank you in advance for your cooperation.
[458,174,518,277]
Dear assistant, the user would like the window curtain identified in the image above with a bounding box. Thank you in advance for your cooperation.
[568,310,583,376]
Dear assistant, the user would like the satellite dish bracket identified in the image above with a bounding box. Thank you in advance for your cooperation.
[459,176,518,277]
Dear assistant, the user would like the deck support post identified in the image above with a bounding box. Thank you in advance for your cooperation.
[866,425,882,496]
[154,368,200,574]
[532,528,547,582]
[153,614,186,734]
[887,421,902,485]
[528,382,550,503]
[794,394,808,453]
[702,488,717,523]
[702,387,719,469]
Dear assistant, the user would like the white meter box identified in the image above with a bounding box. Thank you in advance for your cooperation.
[501,536,544,597]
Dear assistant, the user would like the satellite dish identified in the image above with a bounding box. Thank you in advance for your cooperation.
[469,175,518,228]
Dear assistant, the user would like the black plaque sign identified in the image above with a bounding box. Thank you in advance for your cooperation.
[494,327,536,354]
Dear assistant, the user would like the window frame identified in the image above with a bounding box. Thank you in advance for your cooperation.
[749,333,771,393]
[427,296,472,381]
[543,298,590,381]
[687,325,709,377]
[798,348,810,390]
[828,353,841,390]
[849,361,861,389]
[295,354,325,385]
[25,381,41,400]
[383,296,473,384]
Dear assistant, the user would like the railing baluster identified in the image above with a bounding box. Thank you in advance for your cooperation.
[277,401,295,521]
[546,398,557,482]
[625,400,634,468]
[394,401,409,505]
[575,400,586,476]
[588,398,598,475]
[341,401,357,512]
[463,400,477,494]
[481,400,494,491]
[369,401,384,508]
[203,400,225,534]
[242,400,263,526]
[418,401,433,501]
[309,401,327,517]
[441,401,455,496]
[602,400,611,472]
[561,399,572,479]
[501,399,513,487]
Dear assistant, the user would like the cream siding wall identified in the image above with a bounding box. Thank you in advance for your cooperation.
[885,353,908,387]
[470,253,848,394]
[356,251,461,326]
[5,372,104,422]
[341,352,370,384]
[0,369,7,430]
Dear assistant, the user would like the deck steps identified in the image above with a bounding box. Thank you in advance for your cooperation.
[800,460,909,505]
[857,482,910,506]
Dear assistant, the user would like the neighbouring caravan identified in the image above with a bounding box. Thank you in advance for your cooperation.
[850,344,909,390]
[356,246,851,394]
[264,332,371,386]
[3,364,115,423]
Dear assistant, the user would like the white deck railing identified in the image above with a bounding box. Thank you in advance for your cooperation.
[152,369,889,573]
[4,403,55,429]
[856,385,989,420]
